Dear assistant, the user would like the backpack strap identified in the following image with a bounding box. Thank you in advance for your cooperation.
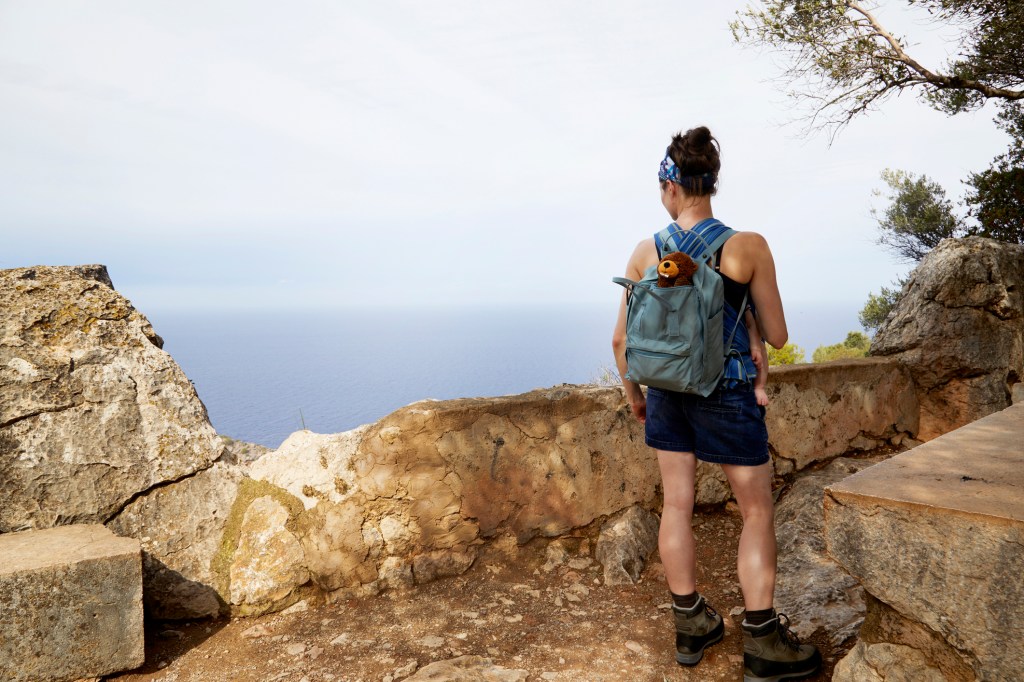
[655,219,734,264]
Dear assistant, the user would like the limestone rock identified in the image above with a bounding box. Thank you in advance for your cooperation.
[0,265,221,531]
[298,499,381,591]
[230,496,309,613]
[249,427,368,509]
[833,641,949,682]
[764,359,918,471]
[0,525,144,682]
[360,387,663,545]
[107,461,244,620]
[595,505,660,585]
[412,548,478,584]
[871,237,1024,439]
[218,435,272,465]
[825,404,1024,681]
[404,656,529,682]
[774,457,881,645]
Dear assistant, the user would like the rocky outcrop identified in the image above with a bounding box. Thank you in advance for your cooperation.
[0,265,222,532]
[107,462,244,620]
[0,524,144,682]
[825,403,1024,681]
[773,457,881,646]
[871,237,1024,440]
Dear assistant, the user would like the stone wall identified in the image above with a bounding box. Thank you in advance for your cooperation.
[826,403,1024,681]
[127,361,917,619]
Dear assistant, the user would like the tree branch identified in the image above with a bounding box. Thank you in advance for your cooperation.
[847,0,1024,101]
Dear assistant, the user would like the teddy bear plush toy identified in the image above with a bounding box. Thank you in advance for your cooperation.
[656,252,698,287]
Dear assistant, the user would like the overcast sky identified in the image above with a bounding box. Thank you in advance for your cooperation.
[1,1,1009,319]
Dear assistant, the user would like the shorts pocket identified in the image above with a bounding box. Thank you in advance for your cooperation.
[698,399,740,415]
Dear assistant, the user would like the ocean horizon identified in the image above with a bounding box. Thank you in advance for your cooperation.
[148,302,863,449]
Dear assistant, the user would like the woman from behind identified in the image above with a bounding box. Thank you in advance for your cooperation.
[611,126,821,682]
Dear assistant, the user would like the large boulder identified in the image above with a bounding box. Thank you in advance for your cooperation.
[0,265,222,531]
[871,237,1024,439]
[774,457,881,646]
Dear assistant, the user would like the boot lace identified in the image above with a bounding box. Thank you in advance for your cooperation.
[775,613,802,650]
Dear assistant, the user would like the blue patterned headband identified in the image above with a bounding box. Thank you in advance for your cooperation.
[659,153,716,192]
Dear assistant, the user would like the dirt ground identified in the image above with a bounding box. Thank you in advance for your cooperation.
[109,508,849,682]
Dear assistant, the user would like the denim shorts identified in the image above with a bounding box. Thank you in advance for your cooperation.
[645,382,770,466]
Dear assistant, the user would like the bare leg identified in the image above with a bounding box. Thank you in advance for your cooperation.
[721,462,776,611]
[656,449,698,596]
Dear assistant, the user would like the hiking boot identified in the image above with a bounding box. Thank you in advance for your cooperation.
[672,593,724,665]
[741,612,822,682]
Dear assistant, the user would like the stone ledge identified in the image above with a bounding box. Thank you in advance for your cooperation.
[826,403,1024,523]
[825,403,1024,682]
[0,524,144,682]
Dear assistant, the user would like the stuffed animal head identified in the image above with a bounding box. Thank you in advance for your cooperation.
[656,252,698,287]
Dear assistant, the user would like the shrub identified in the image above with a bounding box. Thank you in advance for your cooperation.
[768,343,805,365]
[812,331,870,363]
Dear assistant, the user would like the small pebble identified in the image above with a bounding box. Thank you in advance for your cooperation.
[394,660,418,677]
[505,614,523,623]
[730,606,745,617]
[285,643,306,656]
[281,600,309,615]
[242,624,273,639]
[624,640,645,655]
[418,636,445,649]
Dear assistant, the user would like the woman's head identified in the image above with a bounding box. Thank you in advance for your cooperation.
[659,126,720,197]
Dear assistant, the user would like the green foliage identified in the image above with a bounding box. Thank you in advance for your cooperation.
[768,342,805,366]
[859,282,904,334]
[812,331,871,363]
[873,169,966,262]
[964,104,1024,244]
[920,1,1024,116]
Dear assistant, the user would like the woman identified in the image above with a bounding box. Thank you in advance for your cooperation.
[611,126,820,682]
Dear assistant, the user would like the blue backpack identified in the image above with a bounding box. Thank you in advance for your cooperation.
[613,219,747,396]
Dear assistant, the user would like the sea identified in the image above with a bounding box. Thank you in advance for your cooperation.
[150,302,861,449]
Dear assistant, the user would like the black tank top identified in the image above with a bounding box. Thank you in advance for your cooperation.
[715,245,749,312]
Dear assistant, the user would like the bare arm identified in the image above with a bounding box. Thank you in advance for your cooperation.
[612,239,655,421]
[743,233,788,348]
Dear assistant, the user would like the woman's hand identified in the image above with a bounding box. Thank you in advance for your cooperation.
[629,393,647,423]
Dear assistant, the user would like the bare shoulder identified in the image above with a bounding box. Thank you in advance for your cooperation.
[626,237,659,277]
[729,230,770,251]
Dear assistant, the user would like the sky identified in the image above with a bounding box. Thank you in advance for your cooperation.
[0,1,1011,322]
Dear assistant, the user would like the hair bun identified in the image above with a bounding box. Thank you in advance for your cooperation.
[686,126,712,148]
